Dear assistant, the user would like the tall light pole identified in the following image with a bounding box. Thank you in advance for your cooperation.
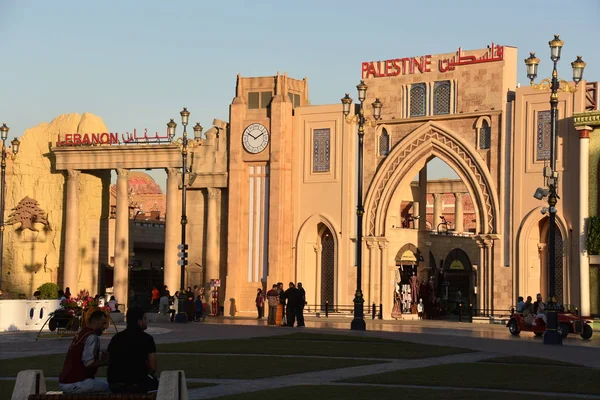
[342,82,382,331]
[0,123,20,289]
[525,35,586,345]
[167,109,202,323]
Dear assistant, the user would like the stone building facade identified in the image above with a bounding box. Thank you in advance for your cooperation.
[1,43,597,318]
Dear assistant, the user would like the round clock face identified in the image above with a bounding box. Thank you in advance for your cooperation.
[242,123,269,154]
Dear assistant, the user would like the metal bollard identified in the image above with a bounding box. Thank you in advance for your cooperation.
[378,303,383,319]
[372,303,376,319]
[325,301,329,318]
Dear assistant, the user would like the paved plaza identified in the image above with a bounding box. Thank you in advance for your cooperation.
[1,317,599,399]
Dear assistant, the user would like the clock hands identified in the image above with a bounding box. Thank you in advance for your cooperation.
[249,131,264,140]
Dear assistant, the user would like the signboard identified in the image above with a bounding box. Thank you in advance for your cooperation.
[400,250,417,262]
[362,43,504,79]
[450,260,465,270]
[55,129,171,147]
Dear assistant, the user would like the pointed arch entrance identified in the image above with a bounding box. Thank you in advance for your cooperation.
[319,223,335,308]
[516,208,569,304]
[294,214,341,308]
[443,248,474,306]
[364,121,500,237]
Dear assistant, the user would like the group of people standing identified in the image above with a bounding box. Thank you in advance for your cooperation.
[155,285,207,322]
[256,282,306,327]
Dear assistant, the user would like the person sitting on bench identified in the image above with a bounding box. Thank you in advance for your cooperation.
[107,307,159,393]
[58,310,109,394]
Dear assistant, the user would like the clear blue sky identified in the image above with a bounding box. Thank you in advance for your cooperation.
[1,0,599,189]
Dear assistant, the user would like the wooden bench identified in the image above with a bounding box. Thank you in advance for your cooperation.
[28,395,156,400]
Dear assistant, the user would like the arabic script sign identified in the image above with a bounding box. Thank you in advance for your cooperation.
[55,129,171,147]
[361,43,504,79]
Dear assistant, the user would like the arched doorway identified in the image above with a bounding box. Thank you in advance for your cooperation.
[319,224,335,308]
[539,218,565,303]
[443,248,474,306]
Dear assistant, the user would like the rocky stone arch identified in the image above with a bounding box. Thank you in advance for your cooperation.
[364,121,500,237]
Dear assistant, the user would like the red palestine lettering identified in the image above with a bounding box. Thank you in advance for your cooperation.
[362,55,432,79]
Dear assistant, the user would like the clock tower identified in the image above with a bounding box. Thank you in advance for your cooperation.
[226,72,308,313]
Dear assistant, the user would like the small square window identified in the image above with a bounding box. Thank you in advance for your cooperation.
[261,91,272,108]
[248,92,259,109]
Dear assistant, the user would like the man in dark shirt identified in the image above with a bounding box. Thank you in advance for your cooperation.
[284,282,298,327]
[107,307,158,393]
[296,282,306,327]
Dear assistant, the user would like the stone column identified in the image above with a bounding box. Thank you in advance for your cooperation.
[454,193,464,233]
[418,168,427,231]
[433,193,442,231]
[412,201,420,230]
[164,168,180,293]
[314,244,322,305]
[366,240,376,305]
[577,127,591,317]
[377,241,388,306]
[476,239,485,313]
[63,169,80,293]
[205,188,221,311]
[114,169,130,308]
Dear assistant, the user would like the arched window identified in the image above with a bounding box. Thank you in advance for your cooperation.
[320,226,335,309]
[379,128,390,156]
[410,84,426,117]
[479,120,491,149]
[433,81,451,115]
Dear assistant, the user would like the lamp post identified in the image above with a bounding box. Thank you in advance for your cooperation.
[525,35,586,345]
[167,109,202,323]
[342,81,382,331]
[0,123,20,289]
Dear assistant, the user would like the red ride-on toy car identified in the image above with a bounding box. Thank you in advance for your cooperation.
[507,310,593,340]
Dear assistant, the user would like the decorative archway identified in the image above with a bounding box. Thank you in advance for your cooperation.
[295,214,340,307]
[515,206,569,302]
[364,121,500,237]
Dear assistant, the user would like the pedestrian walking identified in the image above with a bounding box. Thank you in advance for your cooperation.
[255,289,264,319]
[266,284,279,325]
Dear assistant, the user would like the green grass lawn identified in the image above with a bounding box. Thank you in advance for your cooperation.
[341,362,600,395]
[479,356,582,367]
[158,333,469,359]
[212,385,553,400]
[0,379,212,399]
[1,353,384,380]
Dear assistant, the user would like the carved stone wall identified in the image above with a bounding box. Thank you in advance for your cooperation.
[3,113,110,296]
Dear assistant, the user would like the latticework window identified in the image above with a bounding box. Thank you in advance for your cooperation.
[313,129,330,173]
[536,110,552,161]
[320,228,335,310]
[433,81,451,115]
[379,128,390,156]
[479,120,491,149]
[553,228,564,304]
[410,84,426,117]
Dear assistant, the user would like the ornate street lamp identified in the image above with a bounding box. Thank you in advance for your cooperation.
[0,123,20,289]
[341,81,382,331]
[167,108,201,323]
[526,35,586,345]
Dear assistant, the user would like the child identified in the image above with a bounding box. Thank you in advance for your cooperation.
[417,298,424,320]
[195,295,204,322]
